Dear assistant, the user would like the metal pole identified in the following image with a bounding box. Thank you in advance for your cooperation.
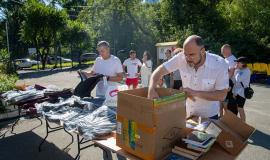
[5,20,10,60]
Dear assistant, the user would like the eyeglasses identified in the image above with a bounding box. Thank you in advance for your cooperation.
[184,47,204,60]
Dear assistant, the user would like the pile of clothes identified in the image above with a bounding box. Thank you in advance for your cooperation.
[0,84,73,116]
[36,96,117,140]
[1,78,118,140]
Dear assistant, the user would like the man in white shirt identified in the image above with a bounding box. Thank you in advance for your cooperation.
[80,41,123,97]
[148,35,229,119]
[123,50,142,89]
[221,44,237,77]
[220,44,237,116]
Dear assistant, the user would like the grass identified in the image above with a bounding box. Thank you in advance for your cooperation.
[30,61,95,69]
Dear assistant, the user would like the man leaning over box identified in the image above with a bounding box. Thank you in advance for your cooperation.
[148,35,229,119]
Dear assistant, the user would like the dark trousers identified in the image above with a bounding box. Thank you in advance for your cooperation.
[173,80,182,90]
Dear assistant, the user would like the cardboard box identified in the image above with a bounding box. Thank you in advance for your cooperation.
[205,111,255,156]
[116,88,186,160]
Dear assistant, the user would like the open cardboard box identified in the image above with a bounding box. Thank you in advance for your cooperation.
[187,111,255,156]
[116,88,186,160]
[176,111,255,160]
[207,111,255,156]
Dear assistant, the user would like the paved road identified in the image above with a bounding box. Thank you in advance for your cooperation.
[0,70,269,160]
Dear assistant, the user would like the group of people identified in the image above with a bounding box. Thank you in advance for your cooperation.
[78,36,251,160]
[80,36,251,123]
[147,36,251,122]
[220,44,251,122]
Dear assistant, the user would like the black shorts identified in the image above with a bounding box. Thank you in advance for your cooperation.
[173,80,182,90]
[236,95,246,108]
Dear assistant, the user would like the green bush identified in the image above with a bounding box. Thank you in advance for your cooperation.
[0,73,18,93]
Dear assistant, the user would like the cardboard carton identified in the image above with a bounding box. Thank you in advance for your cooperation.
[205,111,255,155]
[116,88,186,160]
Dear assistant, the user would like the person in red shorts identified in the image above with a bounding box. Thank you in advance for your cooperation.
[123,50,142,89]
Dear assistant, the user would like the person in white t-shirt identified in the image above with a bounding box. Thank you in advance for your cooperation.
[220,44,237,116]
[221,44,237,77]
[232,57,251,122]
[80,41,123,97]
[123,50,142,89]
[141,51,153,87]
[148,35,229,119]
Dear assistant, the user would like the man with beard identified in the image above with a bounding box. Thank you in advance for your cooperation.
[148,35,229,119]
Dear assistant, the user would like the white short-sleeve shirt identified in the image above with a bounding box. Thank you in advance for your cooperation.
[163,52,229,118]
[92,55,123,97]
[123,58,142,78]
[225,55,237,69]
[232,68,251,98]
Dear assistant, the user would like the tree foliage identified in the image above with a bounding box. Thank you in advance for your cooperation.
[20,0,67,69]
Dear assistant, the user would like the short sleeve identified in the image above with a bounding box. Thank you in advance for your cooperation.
[123,59,128,66]
[115,58,124,73]
[215,64,229,90]
[92,57,99,72]
[163,53,184,73]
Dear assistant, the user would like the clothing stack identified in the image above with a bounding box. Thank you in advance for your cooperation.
[172,131,216,160]
[37,95,116,140]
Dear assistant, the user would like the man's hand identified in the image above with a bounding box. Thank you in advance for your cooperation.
[148,88,160,99]
[183,88,196,102]
[136,72,141,77]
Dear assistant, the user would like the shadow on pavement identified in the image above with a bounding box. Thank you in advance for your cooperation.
[0,131,73,160]
[249,130,270,150]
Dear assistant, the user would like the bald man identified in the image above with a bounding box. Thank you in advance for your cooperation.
[148,35,229,119]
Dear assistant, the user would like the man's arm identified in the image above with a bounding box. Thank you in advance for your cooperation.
[184,88,227,101]
[148,65,170,99]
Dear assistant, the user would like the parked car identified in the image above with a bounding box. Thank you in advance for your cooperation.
[15,59,40,69]
[47,56,72,64]
[80,53,98,62]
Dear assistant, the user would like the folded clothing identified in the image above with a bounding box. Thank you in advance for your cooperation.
[64,105,117,140]
[1,89,45,105]
[35,96,78,114]
[38,96,102,123]
[44,88,73,99]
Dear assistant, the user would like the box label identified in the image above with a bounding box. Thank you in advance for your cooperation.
[117,122,122,135]
[205,122,222,138]
[225,140,234,148]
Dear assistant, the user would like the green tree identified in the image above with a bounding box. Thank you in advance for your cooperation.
[217,0,270,61]
[61,20,90,65]
[0,0,28,60]
[20,0,67,69]
[77,0,160,62]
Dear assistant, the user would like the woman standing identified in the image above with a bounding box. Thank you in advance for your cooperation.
[232,57,251,122]
[140,51,153,87]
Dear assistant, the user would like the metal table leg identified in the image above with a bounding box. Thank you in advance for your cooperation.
[11,105,21,134]
[38,119,63,152]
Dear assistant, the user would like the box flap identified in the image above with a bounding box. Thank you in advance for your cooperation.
[221,111,255,140]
